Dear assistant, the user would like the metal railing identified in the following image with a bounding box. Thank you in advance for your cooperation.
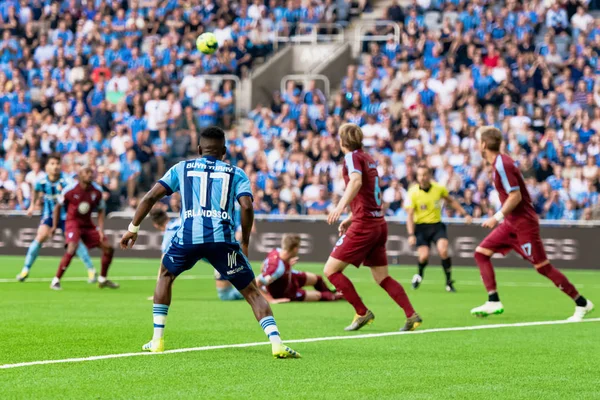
[355,20,401,48]
[274,22,345,50]
[280,74,331,102]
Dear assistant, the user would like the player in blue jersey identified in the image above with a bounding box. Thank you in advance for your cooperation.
[120,126,300,358]
[17,154,96,282]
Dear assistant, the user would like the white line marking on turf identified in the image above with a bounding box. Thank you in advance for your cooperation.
[2,276,600,289]
[1,318,599,370]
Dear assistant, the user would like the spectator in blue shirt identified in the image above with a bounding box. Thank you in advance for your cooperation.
[543,191,565,220]
[121,148,142,200]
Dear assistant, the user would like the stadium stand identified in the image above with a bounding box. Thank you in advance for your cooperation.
[0,0,599,222]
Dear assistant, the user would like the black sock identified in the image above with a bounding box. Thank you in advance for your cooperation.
[488,292,500,302]
[575,296,587,307]
[418,261,428,277]
[441,257,452,282]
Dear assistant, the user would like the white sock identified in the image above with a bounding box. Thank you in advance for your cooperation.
[152,304,169,341]
[51,277,60,285]
[98,276,107,283]
[259,316,282,344]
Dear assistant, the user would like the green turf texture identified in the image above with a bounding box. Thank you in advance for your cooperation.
[1,256,599,399]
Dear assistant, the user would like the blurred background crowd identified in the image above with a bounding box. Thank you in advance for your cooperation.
[1,0,600,222]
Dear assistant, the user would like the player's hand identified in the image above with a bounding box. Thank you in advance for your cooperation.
[328,206,343,225]
[482,217,498,229]
[408,234,416,247]
[120,231,138,249]
[49,226,57,237]
[269,298,291,304]
[289,256,299,266]
[98,230,105,242]
[338,218,352,236]
[464,215,473,224]
[26,207,34,217]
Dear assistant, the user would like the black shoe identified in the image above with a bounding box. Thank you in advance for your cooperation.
[411,274,422,289]
[445,280,456,293]
[98,280,120,289]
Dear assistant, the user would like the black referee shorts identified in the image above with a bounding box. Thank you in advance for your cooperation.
[415,222,448,248]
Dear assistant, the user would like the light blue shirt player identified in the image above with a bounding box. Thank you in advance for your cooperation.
[157,155,255,289]
[161,218,181,254]
[35,173,71,229]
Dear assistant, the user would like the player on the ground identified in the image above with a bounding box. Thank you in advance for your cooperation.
[471,126,594,320]
[17,154,96,282]
[150,206,243,301]
[256,234,342,303]
[50,166,119,290]
[325,123,422,332]
[406,164,472,292]
[120,126,300,358]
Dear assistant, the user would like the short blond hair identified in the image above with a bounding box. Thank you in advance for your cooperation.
[477,126,503,152]
[281,234,301,252]
[339,123,363,151]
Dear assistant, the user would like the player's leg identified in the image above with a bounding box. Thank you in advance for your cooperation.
[412,245,430,289]
[326,230,374,330]
[208,243,300,358]
[518,230,594,321]
[215,279,244,301]
[302,271,340,301]
[97,238,119,289]
[471,224,515,316]
[144,264,176,352]
[75,240,97,283]
[18,221,52,281]
[324,256,374,330]
[370,265,422,331]
[51,240,79,290]
[435,236,455,292]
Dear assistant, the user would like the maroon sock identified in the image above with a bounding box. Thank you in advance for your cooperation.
[474,252,497,294]
[319,291,335,301]
[327,272,368,315]
[100,249,114,278]
[313,275,330,292]
[56,252,76,279]
[379,276,415,318]
[537,264,580,299]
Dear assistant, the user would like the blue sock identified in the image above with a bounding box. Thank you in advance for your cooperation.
[24,240,42,270]
[259,316,282,344]
[217,287,244,301]
[152,304,169,341]
[76,242,94,270]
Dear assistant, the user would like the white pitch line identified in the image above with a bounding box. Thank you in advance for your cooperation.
[1,318,599,370]
[2,275,600,289]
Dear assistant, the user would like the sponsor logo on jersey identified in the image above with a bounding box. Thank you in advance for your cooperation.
[77,201,90,214]
[183,209,229,219]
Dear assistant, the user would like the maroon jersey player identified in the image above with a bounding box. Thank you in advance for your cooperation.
[256,234,341,303]
[50,166,119,291]
[325,123,421,332]
[471,126,593,321]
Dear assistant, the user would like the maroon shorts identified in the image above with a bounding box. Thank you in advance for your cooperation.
[64,222,103,249]
[267,271,308,301]
[479,222,548,265]
[330,220,388,267]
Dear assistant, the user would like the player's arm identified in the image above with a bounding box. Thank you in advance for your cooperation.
[51,202,61,234]
[328,172,361,225]
[97,207,106,240]
[443,194,472,223]
[238,195,254,257]
[406,207,416,246]
[255,281,290,304]
[120,183,168,248]
[27,190,40,216]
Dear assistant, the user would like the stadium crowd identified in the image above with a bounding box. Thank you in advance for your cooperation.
[0,0,599,222]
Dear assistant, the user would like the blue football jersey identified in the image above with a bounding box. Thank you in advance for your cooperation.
[161,218,181,253]
[158,156,253,244]
[34,173,71,220]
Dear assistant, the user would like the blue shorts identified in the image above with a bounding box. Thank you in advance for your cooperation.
[41,217,65,232]
[163,241,255,290]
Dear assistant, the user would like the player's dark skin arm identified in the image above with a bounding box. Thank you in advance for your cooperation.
[120,183,168,248]
[238,195,254,257]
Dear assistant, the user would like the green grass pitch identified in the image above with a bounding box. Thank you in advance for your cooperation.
[1,255,599,399]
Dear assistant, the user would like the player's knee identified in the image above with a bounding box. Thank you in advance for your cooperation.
[474,248,491,261]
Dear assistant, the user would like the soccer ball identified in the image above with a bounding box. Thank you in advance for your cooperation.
[196,32,218,55]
